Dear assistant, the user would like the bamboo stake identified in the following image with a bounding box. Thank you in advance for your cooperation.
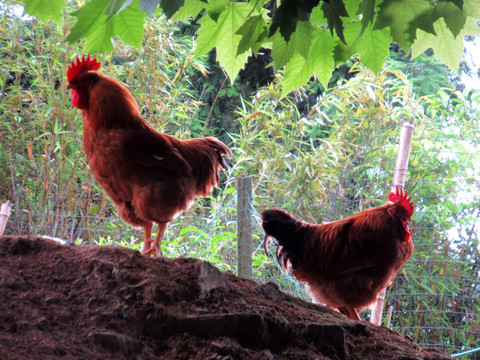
[0,201,12,237]
[370,121,415,326]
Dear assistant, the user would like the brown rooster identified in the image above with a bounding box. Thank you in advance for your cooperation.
[262,188,414,320]
[66,54,232,257]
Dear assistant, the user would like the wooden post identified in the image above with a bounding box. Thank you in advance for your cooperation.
[0,201,12,237]
[237,176,253,278]
[370,121,415,325]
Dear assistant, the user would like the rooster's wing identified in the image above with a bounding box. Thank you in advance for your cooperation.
[122,129,193,180]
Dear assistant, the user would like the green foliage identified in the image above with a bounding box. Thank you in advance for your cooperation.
[19,0,480,94]
[66,0,146,52]
[0,4,214,226]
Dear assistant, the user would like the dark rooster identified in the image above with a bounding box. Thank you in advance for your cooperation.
[66,54,232,257]
[262,188,414,320]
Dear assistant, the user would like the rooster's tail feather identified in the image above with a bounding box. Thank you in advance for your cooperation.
[261,209,304,269]
[203,137,232,170]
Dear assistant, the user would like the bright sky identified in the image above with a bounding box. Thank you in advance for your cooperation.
[462,36,480,90]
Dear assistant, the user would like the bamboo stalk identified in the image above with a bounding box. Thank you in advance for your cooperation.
[370,121,415,326]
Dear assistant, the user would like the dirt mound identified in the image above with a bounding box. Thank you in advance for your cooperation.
[0,236,449,360]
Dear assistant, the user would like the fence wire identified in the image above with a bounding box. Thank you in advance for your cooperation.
[3,82,480,359]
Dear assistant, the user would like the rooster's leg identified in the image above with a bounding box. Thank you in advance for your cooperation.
[141,223,153,254]
[142,222,167,257]
[151,223,167,258]
[338,307,361,321]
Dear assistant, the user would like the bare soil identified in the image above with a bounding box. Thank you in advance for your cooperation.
[0,236,449,360]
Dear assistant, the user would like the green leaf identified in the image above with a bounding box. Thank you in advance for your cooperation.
[311,29,336,87]
[282,27,335,96]
[333,21,361,65]
[67,0,109,43]
[195,3,253,83]
[357,0,376,35]
[321,0,349,43]
[310,4,326,24]
[205,0,230,18]
[289,21,315,59]
[464,0,480,18]
[105,0,132,20]
[412,17,480,72]
[194,13,216,57]
[344,0,361,16]
[270,30,295,69]
[432,1,466,37]
[270,20,316,69]
[269,0,320,41]
[100,3,146,49]
[355,25,392,74]
[171,0,206,21]
[282,52,313,96]
[67,0,146,52]
[160,0,184,18]
[235,15,267,56]
[375,0,435,50]
[24,0,65,24]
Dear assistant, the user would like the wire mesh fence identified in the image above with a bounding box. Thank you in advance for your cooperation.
[2,54,479,358]
[4,101,479,356]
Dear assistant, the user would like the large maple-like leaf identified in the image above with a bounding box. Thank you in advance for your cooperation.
[24,0,65,24]
[333,21,363,66]
[105,0,133,20]
[171,0,206,21]
[412,17,480,72]
[357,0,376,35]
[160,0,185,18]
[375,0,435,50]
[67,0,146,53]
[269,0,319,41]
[332,20,391,73]
[355,25,392,74]
[270,20,316,70]
[195,2,254,83]
[290,21,315,59]
[282,27,335,96]
[464,0,480,18]
[235,15,268,56]
[432,1,466,37]
[270,31,295,69]
[321,0,349,43]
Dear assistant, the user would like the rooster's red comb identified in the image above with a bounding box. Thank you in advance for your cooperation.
[389,187,414,217]
[67,54,101,82]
